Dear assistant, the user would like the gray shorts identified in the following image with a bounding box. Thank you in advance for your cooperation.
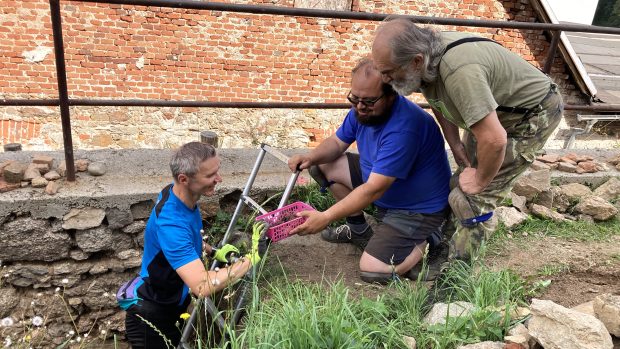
[365,208,449,265]
[345,152,449,265]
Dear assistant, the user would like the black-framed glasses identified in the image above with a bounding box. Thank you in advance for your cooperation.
[347,90,385,107]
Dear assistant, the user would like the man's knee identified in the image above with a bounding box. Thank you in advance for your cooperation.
[308,164,333,189]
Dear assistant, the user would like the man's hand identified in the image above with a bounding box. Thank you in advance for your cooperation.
[288,154,313,172]
[289,210,332,236]
[212,244,239,263]
[459,167,487,195]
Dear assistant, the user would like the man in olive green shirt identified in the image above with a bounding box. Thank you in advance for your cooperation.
[372,18,563,261]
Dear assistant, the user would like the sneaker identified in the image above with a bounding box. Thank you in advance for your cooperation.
[405,242,449,281]
[359,271,400,285]
[320,224,373,250]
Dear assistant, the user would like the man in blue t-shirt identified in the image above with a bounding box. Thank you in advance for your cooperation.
[288,58,451,284]
[120,142,263,348]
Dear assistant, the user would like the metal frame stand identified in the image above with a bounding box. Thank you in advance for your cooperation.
[178,143,300,348]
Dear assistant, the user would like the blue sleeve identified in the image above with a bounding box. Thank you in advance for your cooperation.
[157,221,200,270]
[372,130,420,179]
[335,109,357,144]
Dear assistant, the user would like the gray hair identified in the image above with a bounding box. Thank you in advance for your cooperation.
[170,141,217,181]
[382,17,444,83]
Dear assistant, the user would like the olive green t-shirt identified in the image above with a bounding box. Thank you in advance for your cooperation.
[421,31,551,131]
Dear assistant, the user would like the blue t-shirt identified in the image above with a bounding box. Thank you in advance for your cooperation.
[336,96,451,213]
[136,184,203,306]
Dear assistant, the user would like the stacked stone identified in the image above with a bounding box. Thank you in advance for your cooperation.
[532,153,614,174]
[495,170,620,228]
[0,156,107,195]
[0,201,153,346]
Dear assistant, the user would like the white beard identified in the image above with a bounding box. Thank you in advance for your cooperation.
[390,69,422,96]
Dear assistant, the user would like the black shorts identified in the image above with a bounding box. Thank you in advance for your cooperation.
[125,298,190,349]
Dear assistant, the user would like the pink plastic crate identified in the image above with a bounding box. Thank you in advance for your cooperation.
[255,201,315,242]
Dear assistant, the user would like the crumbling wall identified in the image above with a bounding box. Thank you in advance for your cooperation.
[0,0,584,150]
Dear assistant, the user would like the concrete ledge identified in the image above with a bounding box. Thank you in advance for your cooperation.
[1,147,619,219]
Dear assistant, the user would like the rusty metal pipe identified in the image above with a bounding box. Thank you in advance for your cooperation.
[75,0,620,35]
[49,0,76,182]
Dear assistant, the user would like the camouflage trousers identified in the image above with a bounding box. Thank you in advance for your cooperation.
[448,83,564,261]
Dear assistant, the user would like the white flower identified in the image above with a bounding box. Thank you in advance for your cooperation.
[102,292,109,297]
[0,317,13,327]
[31,316,43,327]
[4,337,12,347]
[55,287,60,293]
[68,330,75,336]
[30,301,35,306]
[100,330,106,335]
[76,336,81,343]
[83,333,88,338]
[61,278,69,284]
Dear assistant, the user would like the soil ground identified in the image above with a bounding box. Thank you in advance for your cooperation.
[268,225,620,347]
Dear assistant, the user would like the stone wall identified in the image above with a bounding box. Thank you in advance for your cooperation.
[0,0,586,150]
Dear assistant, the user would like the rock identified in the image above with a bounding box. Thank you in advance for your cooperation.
[0,160,15,172]
[75,159,89,172]
[550,186,570,212]
[593,293,620,337]
[532,189,553,208]
[0,218,71,262]
[43,170,61,181]
[609,153,620,165]
[31,176,48,188]
[557,162,577,173]
[44,180,59,195]
[575,155,594,163]
[116,249,140,260]
[403,335,416,349]
[559,157,577,165]
[564,153,578,161]
[456,342,504,349]
[105,207,133,229]
[506,323,537,349]
[537,154,560,163]
[573,196,618,221]
[0,178,20,193]
[558,183,592,203]
[32,162,50,175]
[69,249,90,261]
[528,298,612,349]
[75,226,113,252]
[530,160,550,171]
[32,155,54,167]
[130,200,155,219]
[576,161,598,173]
[199,198,221,217]
[3,162,27,183]
[0,287,19,317]
[509,193,528,213]
[512,170,551,201]
[576,214,595,223]
[57,160,67,177]
[593,177,620,202]
[122,221,146,234]
[62,207,106,230]
[530,204,567,222]
[23,164,41,181]
[424,301,475,326]
[495,206,528,229]
[572,301,595,317]
[88,161,107,176]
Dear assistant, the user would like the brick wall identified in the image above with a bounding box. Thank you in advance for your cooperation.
[0,0,584,150]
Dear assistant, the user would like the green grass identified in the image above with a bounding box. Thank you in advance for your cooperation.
[196,254,532,349]
[536,263,570,276]
[493,216,620,242]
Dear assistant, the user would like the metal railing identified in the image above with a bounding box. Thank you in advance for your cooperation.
[3,0,620,180]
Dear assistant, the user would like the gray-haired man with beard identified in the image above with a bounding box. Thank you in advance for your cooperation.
[287,58,451,283]
[372,18,563,261]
